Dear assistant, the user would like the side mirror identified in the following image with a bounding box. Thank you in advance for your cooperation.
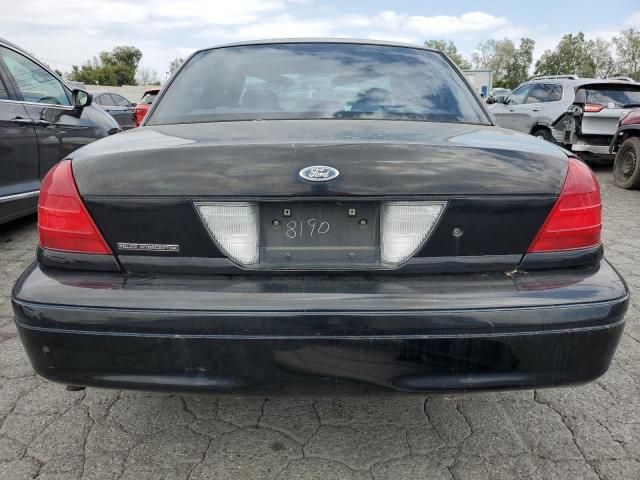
[486,97,496,104]
[72,89,92,108]
[131,102,137,107]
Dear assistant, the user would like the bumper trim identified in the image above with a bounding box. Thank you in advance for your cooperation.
[571,143,614,155]
[14,308,627,340]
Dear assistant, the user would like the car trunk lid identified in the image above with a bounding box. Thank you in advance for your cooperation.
[72,120,567,197]
[69,120,569,273]
[577,83,640,136]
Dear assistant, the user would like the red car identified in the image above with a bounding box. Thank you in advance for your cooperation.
[133,88,160,127]
[610,108,640,189]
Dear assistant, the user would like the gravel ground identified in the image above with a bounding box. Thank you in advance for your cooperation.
[0,167,638,480]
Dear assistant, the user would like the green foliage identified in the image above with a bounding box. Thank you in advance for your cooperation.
[534,32,595,78]
[472,38,535,89]
[504,38,535,88]
[424,39,471,70]
[589,38,616,79]
[474,31,623,86]
[472,39,515,72]
[613,28,640,80]
[69,46,143,86]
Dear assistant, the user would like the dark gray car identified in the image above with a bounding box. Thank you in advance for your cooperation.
[92,92,136,130]
[0,38,120,224]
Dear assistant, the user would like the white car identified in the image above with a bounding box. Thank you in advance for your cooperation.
[489,75,640,162]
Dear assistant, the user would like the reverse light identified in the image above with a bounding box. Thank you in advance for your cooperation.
[381,202,446,265]
[38,160,112,254]
[584,103,604,113]
[528,157,601,253]
[195,202,259,265]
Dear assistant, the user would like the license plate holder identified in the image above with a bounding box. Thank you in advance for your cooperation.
[259,201,380,268]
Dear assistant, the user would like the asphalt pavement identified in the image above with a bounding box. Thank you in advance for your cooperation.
[0,167,638,480]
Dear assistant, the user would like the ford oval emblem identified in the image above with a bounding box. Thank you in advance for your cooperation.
[299,165,340,182]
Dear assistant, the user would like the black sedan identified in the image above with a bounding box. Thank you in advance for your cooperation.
[92,91,136,130]
[0,38,120,225]
[13,40,628,393]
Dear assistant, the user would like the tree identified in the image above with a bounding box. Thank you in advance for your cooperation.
[472,39,515,72]
[534,32,595,78]
[502,38,535,88]
[613,28,640,80]
[169,57,185,75]
[424,40,471,69]
[471,38,534,88]
[99,46,142,71]
[69,46,143,86]
[136,66,159,85]
[588,38,616,78]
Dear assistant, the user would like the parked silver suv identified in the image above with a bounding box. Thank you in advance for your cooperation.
[489,75,640,162]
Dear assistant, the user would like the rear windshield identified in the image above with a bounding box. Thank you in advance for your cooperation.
[583,86,640,109]
[140,91,158,105]
[147,43,489,125]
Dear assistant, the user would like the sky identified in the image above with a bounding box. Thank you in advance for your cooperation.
[2,0,639,81]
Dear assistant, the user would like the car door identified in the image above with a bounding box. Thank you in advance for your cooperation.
[0,46,96,178]
[491,84,532,132]
[111,94,135,129]
[96,93,129,129]
[0,49,40,221]
[519,83,552,132]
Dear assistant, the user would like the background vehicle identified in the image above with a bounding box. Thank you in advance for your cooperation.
[610,108,640,189]
[462,69,493,98]
[0,38,119,225]
[489,75,640,163]
[13,40,627,394]
[92,91,136,130]
[133,87,160,126]
[486,87,511,104]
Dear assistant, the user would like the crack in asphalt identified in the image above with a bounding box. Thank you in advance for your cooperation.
[533,391,603,479]
[0,170,639,479]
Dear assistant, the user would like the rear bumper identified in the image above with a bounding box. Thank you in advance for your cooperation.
[571,143,615,156]
[12,261,629,393]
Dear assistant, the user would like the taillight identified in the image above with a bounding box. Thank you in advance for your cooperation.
[528,157,601,253]
[584,103,604,113]
[38,160,112,255]
[381,202,446,265]
[195,202,259,265]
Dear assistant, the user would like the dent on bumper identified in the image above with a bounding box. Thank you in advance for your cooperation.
[12,261,629,392]
[571,143,615,156]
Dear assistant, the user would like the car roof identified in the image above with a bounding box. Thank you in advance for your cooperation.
[525,77,638,87]
[0,37,79,93]
[195,38,437,55]
[0,36,34,57]
[143,88,160,95]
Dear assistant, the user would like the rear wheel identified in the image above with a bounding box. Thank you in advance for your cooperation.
[613,137,640,189]
[533,127,555,144]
